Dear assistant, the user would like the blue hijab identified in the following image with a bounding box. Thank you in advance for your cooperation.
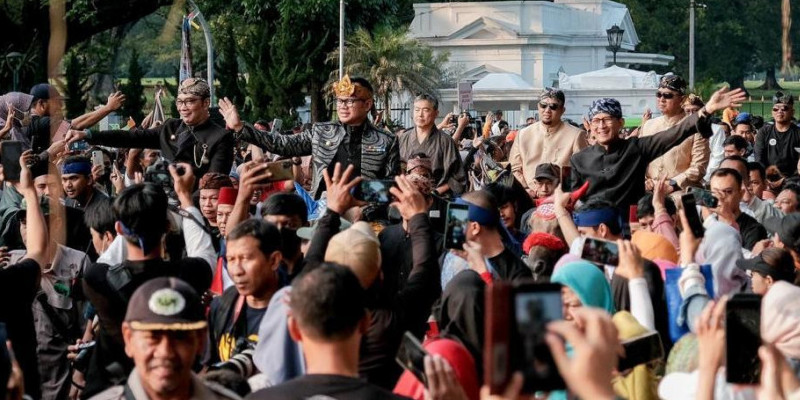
[551,260,616,315]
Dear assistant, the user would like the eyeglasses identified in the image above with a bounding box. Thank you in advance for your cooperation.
[711,188,737,198]
[590,117,616,127]
[773,106,790,112]
[538,102,561,111]
[656,91,676,100]
[336,98,365,107]
[176,98,201,107]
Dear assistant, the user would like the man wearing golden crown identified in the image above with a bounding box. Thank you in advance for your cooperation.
[218,75,399,199]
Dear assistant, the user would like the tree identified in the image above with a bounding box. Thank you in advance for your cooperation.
[120,49,146,123]
[782,0,793,75]
[216,25,245,108]
[328,27,448,127]
[62,50,89,117]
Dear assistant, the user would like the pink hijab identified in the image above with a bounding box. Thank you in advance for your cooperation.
[762,281,800,360]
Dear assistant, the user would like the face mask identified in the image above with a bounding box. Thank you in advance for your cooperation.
[279,227,301,260]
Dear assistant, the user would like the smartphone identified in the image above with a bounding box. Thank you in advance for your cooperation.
[260,160,294,183]
[1,141,23,182]
[581,237,620,267]
[681,194,705,238]
[444,202,470,249]
[69,140,90,152]
[689,187,719,209]
[52,120,70,143]
[351,179,395,204]
[560,165,571,192]
[726,294,762,384]
[618,332,664,371]
[91,150,104,174]
[486,282,565,394]
[271,118,283,134]
[395,332,429,388]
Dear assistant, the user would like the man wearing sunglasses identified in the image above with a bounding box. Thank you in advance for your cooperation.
[65,78,234,179]
[641,75,710,194]
[218,75,399,200]
[754,92,800,178]
[509,89,588,199]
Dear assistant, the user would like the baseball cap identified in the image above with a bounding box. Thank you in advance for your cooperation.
[764,213,800,252]
[296,216,352,241]
[736,250,796,282]
[534,163,559,182]
[124,277,207,331]
[732,112,752,126]
[30,83,57,102]
[324,221,381,286]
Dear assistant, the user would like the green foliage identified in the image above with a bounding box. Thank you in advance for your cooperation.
[215,25,245,108]
[63,50,88,117]
[120,49,146,123]
[328,26,449,127]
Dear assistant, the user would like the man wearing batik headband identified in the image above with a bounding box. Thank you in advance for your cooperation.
[509,88,588,200]
[641,74,710,194]
[755,91,800,177]
[61,155,109,210]
[569,86,746,210]
[218,75,399,200]
[65,78,234,179]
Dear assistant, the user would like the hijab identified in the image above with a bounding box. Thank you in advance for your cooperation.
[761,281,800,360]
[696,221,747,296]
[437,270,486,376]
[551,260,615,314]
[631,230,678,264]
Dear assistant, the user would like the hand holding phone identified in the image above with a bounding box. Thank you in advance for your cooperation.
[1,141,24,182]
[618,332,664,371]
[396,332,429,387]
[351,179,395,204]
[680,194,705,238]
[581,238,620,267]
[726,294,762,384]
[444,203,470,249]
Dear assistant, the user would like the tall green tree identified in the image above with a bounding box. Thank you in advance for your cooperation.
[120,49,146,123]
[63,50,89,117]
[328,27,448,126]
[216,25,245,108]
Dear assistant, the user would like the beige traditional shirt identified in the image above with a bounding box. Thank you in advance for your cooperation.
[641,114,710,188]
[509,121,588,189]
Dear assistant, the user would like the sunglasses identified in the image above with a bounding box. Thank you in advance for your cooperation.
[655,91,676,100]
[538,102,561,111]
[773,106,790,112]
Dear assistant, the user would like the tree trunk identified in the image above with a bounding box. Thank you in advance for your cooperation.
[759,67,783,90]
[309,79,328,123]
[782,0,793,74]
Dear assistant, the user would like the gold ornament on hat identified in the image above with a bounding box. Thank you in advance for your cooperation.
[333,75,356,97]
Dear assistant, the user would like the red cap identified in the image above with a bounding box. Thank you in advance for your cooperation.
[218,187,238,206]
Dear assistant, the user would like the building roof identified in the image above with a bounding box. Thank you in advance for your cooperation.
[472,73,536,90]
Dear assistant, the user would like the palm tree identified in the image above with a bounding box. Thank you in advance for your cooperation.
[782,0,793,75]
[327,26,449,127]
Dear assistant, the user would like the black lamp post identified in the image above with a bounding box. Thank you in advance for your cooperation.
[606,24,624,66]
[5,52,23,91]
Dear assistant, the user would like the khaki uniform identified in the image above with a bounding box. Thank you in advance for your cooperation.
[641,114,710,188]
[509,121,588,189]
[89,369,241,400]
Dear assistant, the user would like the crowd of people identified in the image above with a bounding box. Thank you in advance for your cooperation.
[0,71,798,400]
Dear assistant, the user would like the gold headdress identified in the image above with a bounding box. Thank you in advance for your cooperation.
[332,74,371,100]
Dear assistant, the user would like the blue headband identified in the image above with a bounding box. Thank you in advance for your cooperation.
[573,208,620,227]
[119,221,159,254]
[588,98,623,119]
[455,198,499,227]
[62,161,92,176]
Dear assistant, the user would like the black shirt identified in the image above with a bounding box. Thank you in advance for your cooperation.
[571,113,712,208]
[736,212,768,250]
[488,248,531,281]
[0,259,41,399]
[246,374,410,400]
[207,287,267,365]
[754,123,800,177]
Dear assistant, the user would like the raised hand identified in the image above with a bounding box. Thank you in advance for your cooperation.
[218,97,243,132]
[389,174,428,220]
[705,87,747,114]
[323,163,362,215]
[105,91,126,111]
[615,240,644,280]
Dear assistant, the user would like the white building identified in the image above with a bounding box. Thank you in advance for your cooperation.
[409,0,674,125]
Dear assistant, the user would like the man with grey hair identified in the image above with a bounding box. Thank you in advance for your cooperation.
[65,78,234,177]
[509,88,588,199]
[397,94,465,195]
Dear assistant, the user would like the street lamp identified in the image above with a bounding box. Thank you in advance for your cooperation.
[5,52,23,91]
[606,24,624,66]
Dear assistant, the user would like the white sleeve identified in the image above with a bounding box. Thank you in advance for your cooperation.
[628,277,656,331]
[181,206,216,273]
[569,237,585,256]
[96,234,128,265]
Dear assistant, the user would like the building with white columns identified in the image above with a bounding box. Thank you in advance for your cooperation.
[409,0,675,125]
